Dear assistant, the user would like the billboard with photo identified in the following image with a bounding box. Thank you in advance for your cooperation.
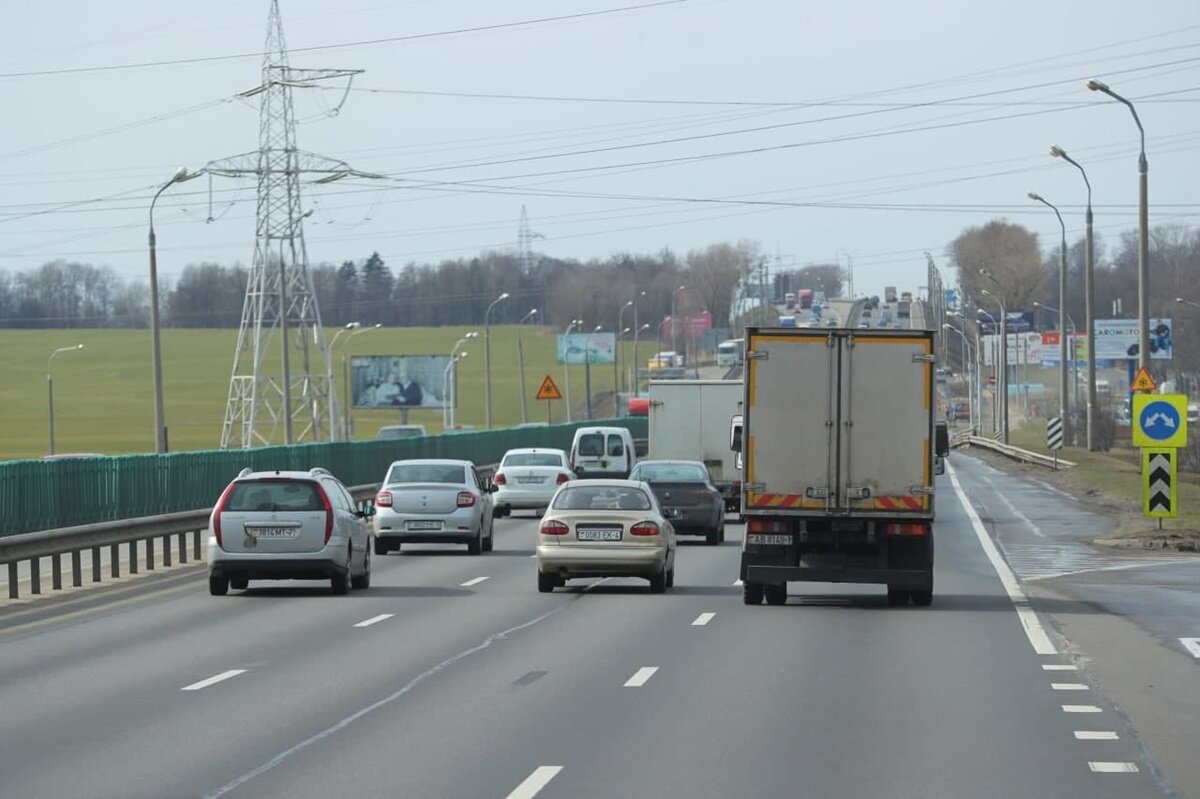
[1093,318,1173,360]
[351,355,452,410]
[557,332,615,365]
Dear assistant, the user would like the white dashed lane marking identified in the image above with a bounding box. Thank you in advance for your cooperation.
[692,613,715,626]
[354,614,394,628]
[1088,762,1139,773]
[1181,637,1200,658]
[461,576,490,587]
[1051,683,1089,691]
[1042,664,1077,671]
[182,669,246,692]
[1075,731,1119,740]
[505,766,563,799]
[1062,705,1103,713]
[624,667,658,687]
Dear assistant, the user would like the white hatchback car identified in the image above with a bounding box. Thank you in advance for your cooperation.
[207,467,374,596]
[373,459,496,555]
[493,448,574,517]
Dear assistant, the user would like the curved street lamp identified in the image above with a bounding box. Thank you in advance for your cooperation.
[447,332,480,428]
[517,309,538,424]
[326,322,360,440]
[980,285,1008,443]
[563,319,583,422]
[671,285,686,362]
[484,292,510,429]
[941,324,974,429]
[148,166,198,453]
[615,300,634,415]
[47,344,84,456]
[446,351,470,429]
[1028,191,1069,429]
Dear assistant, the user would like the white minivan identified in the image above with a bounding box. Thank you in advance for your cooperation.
[569,426,636,479]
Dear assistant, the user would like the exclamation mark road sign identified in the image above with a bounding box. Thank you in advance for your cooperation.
[1143,448,1176,519]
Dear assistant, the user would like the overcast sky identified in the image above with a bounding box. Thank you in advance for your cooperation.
[2,0,1197,300]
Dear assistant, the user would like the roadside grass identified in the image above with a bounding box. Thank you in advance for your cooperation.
[0,326,652,460]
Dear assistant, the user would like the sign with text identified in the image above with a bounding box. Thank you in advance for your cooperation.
[1094,318,1173,360]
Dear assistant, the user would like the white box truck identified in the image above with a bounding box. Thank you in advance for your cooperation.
[734,326,949,607]
[648,380,743,512]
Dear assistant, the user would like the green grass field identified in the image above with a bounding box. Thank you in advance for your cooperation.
[0,326,653,459]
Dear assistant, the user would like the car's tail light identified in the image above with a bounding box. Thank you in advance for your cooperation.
[494,472,507,486]
[375,490,393,508]
[630,522,660,536]
[747,519,787,534]
[457,491,477,508]
[211,481,237,548]
[885,523,928,537]
[540,520,569,535]
[556,472,570,485]
[316,484,334,543]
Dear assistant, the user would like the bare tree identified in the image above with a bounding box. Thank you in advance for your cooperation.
[949,220,1047,312]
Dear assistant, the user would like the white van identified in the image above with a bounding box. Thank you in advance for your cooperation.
[569,426,636,479]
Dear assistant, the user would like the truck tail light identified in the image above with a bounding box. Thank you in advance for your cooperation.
[457,491,477,508]
[540,520,569,535]
[746,519,787,534]
[556,472,570,485]
[630,522,660,536]
[885,523,928,537]
[375,490,393,508]
[211,482,237,548]
[494,472,507,486]
[317,485,334,543]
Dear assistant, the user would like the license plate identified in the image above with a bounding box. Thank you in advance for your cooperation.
[406,520,442,531]
[747,534,790,546]
[517,476,544,484]
[576,528,622,542]
[248,527,296,539]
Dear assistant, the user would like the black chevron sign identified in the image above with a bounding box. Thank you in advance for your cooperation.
[1144,451,1175,517]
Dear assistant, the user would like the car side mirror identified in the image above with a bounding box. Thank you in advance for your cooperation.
[358,505,376,518]
[934,422,950,458]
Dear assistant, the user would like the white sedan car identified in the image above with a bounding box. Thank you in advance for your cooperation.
[492,447,574,517]
[373,459,496,555]
[536,480,676,594]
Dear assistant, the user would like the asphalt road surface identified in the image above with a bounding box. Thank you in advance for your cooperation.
[0,459,1190,798]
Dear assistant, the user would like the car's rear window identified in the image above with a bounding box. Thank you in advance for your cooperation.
[504,453,564,467]
[227,480,324,512]
[386,464,467,484]
[552,485,651,511]
[632,464,707,482]
[576,434,604,457]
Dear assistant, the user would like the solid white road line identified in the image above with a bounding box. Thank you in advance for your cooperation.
[624,666,659,687]
[461,576,490,587]
[1181,637,1200,658]
[692,612,716,626]
[1042,664,1077,671]
[354,614,394,628]
[1088,762,1139,773]
[182,669,246,692]
[1052,683,1089,691]
[1075,731,1119,741]
[946,462,1057,655]
[1062,705,1103,713]
[505,766,563,799]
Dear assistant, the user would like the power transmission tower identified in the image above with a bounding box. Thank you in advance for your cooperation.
[208,0,364,449]
[517,205,545,273]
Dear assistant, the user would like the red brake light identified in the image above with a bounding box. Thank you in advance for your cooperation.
[556,472,570,485]
[457,491,477,508]
[316,484,334,543]
[494,472,507,486]
[747,519,786,534]
[630,522,660,536]
[211,481,237,548]
[885,523,928,537]
[375,490,393,508]
[540,520,569,535]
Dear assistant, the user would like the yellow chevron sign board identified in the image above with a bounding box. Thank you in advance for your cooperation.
[1142,448,1177,519]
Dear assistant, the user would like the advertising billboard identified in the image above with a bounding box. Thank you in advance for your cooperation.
[557,332,615,365]
[1093,318,1173,360]
[351,355,452,410]
[981,332,1043,366]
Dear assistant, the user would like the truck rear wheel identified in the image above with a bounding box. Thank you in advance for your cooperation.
[886,586,909,606]
[742,581,764,605]
[911,587,933,606]
[764,584,787,606]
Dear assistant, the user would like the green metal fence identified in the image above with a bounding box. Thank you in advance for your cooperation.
[0,418,648,537]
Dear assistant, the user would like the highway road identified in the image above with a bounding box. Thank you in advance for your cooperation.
[0,457,1190,798]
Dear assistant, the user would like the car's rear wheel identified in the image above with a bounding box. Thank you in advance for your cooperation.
[351,547,371,590]
[887,586,910,606]
[742,581,764,605]
[467,526,482,555]
[537,571,556,593]
[482,522,494,552]
[648,568,667,594]
[209,574,229,596]
[374,537,389,556]
[230,577,248,591]
[705,525,720,546]
[665,566,675,589]
[764,584,787,606]
[331,568,351,595]
[718,521,726,543]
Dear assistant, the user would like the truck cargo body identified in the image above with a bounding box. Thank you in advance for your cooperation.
[648,380,743,511]
[738,327,939,606]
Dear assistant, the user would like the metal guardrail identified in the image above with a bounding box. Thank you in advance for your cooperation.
[961,436,1076,470]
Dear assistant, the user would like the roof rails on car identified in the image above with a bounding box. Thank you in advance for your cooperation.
[237,467,254,478]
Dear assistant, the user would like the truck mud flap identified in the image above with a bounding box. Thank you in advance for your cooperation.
[745,565,931,588]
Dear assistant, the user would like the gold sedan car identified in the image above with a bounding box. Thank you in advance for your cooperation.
[536,480,676,594]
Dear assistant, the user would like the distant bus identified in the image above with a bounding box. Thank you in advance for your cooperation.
[797,289,814,310]
[716,338,744,368]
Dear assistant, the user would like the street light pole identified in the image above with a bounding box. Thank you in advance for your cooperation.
[340,323,381,440]
[563,319,582,422]
[448,331,480,429]
[445,351,470,428]
[981,282,1008,442]
[484,292,510,429]
[1029,193,1070,431]
[326,322,361,440]
[47,344,84,455]
[671,285,686,362]
[586,325,602,420]
[1088,79,1150,372]
[516,309,537,424]
[147,166,195,453]
[941,324,973,429]
[615,300,633,416]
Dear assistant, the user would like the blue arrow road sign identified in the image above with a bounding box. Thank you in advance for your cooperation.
[1139,400,1181,441]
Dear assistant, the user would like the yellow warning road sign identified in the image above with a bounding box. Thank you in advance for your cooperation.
[535,374,563,401]
[1131,366,1157,392]
[1143,448,1177,518]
